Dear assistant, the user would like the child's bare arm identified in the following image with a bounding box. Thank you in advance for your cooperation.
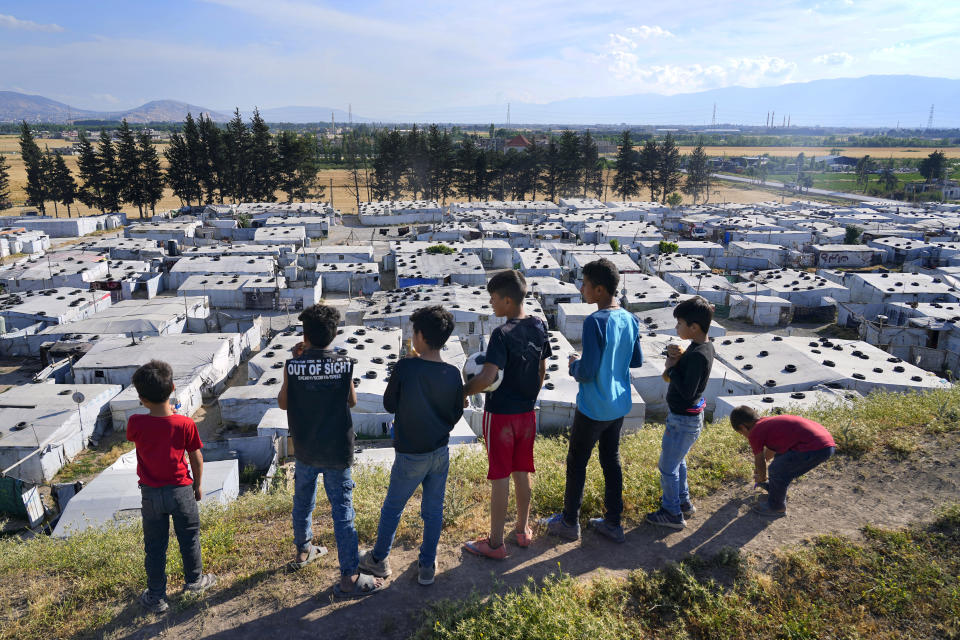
[753,451,767,483]
[188,449,204,501]
[347,376,358,408]
[277,368,289,410]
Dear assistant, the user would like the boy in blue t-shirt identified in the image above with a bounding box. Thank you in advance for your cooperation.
[542,258,643,543]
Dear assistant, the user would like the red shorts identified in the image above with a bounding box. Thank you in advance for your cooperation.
[482,411,536,480]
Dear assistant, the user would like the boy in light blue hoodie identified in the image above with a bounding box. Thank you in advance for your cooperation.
[541,258,643,543]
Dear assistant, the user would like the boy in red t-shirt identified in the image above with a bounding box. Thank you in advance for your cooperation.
[127,360,216,613]
[730,406,835,518]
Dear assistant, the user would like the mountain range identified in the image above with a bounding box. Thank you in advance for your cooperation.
[2,75,958,127]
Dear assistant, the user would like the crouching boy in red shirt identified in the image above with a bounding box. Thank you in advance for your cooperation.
[730,406,835,518]
[127,360,216,613]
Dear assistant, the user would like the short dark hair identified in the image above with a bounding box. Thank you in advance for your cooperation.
[132,360,175,404]
[730,405,759,430]
[487,269,527,305]
[299,304,340,348]
[582,258,619,295]
[410,305,455,350]
[673,296,713,333]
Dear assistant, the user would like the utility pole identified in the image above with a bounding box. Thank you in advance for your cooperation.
[507,103,510,127]
[348,103,352,126]
[771,111,775,128]
[926,104,935,130]
[711,103,717,126]
[787,115,791,127]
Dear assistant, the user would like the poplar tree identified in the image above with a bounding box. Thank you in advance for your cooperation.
[453,135,478,201]
[539,137,561,202]
[165,132,194,207]
[182,113,205,205]
[556,129,582,197]
[198,114,225,203]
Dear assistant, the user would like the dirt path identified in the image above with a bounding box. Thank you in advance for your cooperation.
[107,432,959,640]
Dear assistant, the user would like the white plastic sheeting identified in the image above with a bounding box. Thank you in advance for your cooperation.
[713,334,845,393]
[53,450,238,537]
[630,335,758,417]
[537,331,645,432]
[713,388,860,421]
[36,296,209,340]
[0,384,122,483]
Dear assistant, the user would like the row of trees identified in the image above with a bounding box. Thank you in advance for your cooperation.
[17,109,326,217]
[20,120,163,217]
[612,132,706,204]
[369,127,604,203]
[165,109,323,207]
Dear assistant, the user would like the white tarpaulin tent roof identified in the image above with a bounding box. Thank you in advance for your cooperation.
[53,450,238,537]
[713,387,860,421]
[37,296,209,336]
[631,335,758,417]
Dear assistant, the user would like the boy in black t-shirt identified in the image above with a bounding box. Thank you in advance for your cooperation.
[463,270,552,559]
[278,304,383,598]
[359,306,463,586]
[646,296,715,531]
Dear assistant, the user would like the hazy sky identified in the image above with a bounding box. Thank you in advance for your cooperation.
[0,0,956,117]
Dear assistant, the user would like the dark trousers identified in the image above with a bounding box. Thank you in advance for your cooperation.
[562,410,624,527]
[767,446,835,510]
[141,484,203,596]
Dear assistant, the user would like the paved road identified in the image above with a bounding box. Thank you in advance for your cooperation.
[711,172,889,203]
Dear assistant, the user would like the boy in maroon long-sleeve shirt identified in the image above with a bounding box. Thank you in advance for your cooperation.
[730,406,835,518]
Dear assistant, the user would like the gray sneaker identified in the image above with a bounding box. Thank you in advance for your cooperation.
[418,561,437,586]
[645,507,686,530]
[359,549,392,578]
[139,590,169,613]
[680,501,697,518]
[183,574,217,594]
[588,518,626,543]
[540,513,581,541]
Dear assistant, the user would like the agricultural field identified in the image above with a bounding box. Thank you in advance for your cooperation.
[677,145,960,158]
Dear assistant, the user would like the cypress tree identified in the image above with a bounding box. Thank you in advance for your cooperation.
[116,119,145,217]
[224,108,251,203]
[98,130,122,213]
[19,121,47,212]
[580,130,603,198]
[453,135,478,202]
[0,153,11,210]
[683,140,710,204]
[51,154,76,217]
[247,108,277,201]
[639,138,659,202]
[165,132,194,208]
[557,130,582,198]
[76,132,106,212]
[656,133,682,204]
[182,113,205,205]
[539,137,561,202]
[139,130,164,215]
[198,114,225,204]
[612,130,639,201]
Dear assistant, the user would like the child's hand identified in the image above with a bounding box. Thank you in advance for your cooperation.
[291,342,305,358]
[194,485,202,502]
[664,356,680,369]
[568,353,580,366]
[666,344,684,359]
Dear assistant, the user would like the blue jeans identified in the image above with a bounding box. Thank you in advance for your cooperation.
[292,460,359,577]
[767,446,835,510]
[141,484,202,597]
[372,447,449,568]
[658,411,704,516]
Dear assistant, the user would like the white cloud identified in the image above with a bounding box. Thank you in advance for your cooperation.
[813,51,854,65]
[626,25,675,39]
[608,52,797,93]
[91,93,121,105]
[0,14,64,32]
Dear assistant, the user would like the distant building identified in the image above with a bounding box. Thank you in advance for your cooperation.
[905,180,960,200]
[504,134,531,152]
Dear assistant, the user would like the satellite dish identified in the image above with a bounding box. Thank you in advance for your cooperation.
[72,392,85,404]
